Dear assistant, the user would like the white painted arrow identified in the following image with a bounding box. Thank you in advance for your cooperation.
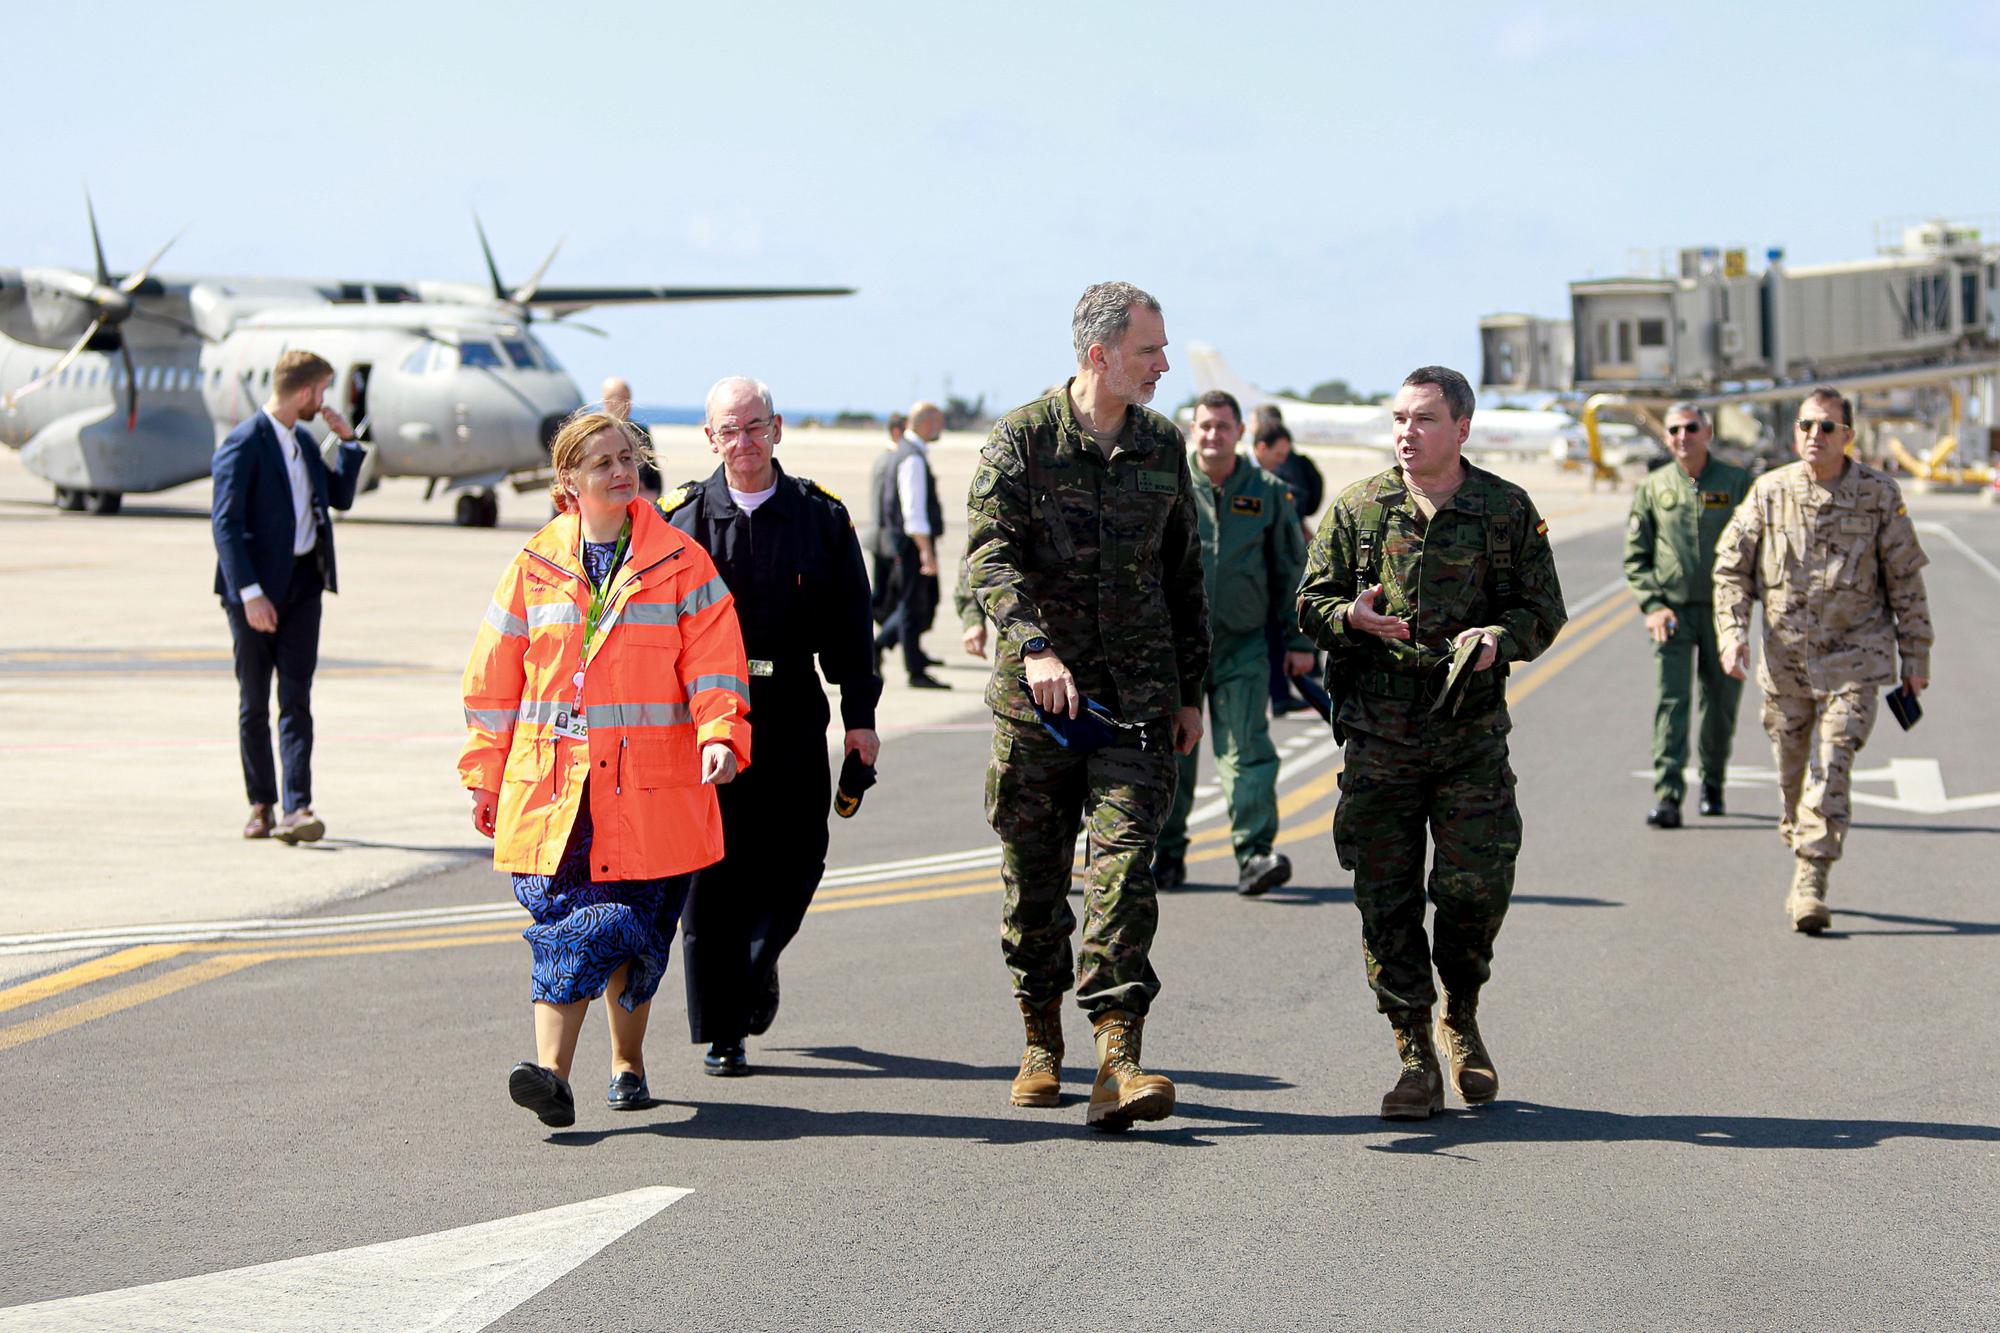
[0,1186,689,1332]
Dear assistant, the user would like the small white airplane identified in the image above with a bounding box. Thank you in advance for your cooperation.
[0,200,852,524]
[1183,343,1588,462]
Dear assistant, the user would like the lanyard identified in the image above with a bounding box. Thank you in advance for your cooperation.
[579,518,631,664]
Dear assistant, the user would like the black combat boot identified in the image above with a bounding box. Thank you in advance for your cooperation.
[1380,1008,1444,1120]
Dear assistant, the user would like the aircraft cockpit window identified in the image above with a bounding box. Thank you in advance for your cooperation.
[501,338,537,370]
[529,336,562,372]
[458,340,504,369]
[401,343,433,375]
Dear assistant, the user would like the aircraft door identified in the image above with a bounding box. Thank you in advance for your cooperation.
[345,363,372,440]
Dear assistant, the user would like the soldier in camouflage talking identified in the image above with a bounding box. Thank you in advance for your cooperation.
[965,281,1209,1132]
[1298,366,1566,1121]
[1712,387,1932,934]
[1623,401,1751,828]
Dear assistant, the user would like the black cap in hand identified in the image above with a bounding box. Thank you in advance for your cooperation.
[834,750,878,818]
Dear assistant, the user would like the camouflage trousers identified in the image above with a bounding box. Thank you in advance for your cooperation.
[1761,686,1878,862]
[1333,723,1521,1014]
[985,711,1175,1017]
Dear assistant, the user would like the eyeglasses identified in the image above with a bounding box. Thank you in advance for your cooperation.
[711,420,775,446]
[1665,423,1703,436]
[1795,419,1846,437]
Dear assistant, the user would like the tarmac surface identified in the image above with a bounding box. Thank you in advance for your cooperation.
[2,433,1996,1329]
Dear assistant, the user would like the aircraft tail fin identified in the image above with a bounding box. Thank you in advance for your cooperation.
[1184,343,1275,412]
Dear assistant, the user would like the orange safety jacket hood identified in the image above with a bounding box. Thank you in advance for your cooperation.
[459,499,752,879]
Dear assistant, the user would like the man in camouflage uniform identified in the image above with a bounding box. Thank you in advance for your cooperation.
[1298,366,1567,1121]
[1713,387,1932,934]
[1155,388,1313,896]
[966,281,1209,1131]
[1624,401,1752,828]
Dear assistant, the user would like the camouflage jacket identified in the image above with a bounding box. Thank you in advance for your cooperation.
[1297,463,1567,744]
[1188,450,1311,648]
[1712,459,1932,694]
[1623,454,1751,611]
[965,380,1209,724]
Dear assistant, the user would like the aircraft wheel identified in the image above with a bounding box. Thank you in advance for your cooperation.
[53,486,86,512]
[478,492,500,527]
[84,490,122,516]
[454,494,481,527]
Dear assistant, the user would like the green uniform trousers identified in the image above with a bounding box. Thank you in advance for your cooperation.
[986,712,1175,1017]
[1158,635,1279,870]
[1333,721,1520,1014]
[1651,601,1743,803]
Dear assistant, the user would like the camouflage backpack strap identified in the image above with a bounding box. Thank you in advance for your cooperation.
[1487,506,1518,606]
[1020,427,1077,560]
[1354,496,1389,586]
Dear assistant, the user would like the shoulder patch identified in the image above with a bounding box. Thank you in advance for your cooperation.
[657,484,696,515]
[1535,518,1549,536]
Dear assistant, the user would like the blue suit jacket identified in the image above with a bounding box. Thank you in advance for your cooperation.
[211,413,367,604]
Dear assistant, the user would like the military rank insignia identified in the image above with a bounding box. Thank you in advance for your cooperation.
[1701,491,1733,508]
[1230,495,1264,515]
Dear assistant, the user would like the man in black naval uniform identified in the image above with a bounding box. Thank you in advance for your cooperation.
[661,375,882,1076]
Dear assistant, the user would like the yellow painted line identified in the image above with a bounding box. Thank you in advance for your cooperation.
[0,943,195,1015]
[194,918,526,953]
[808,882,1002,913]
[1509,603,1636,705]
[0,955,265,1054]
[814,864,999,901]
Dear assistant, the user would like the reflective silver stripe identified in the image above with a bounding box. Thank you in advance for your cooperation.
[678,575,729,618]
[619,602,682,626]
[690,673,751,698]
[586,701,692,728]
[517,699,565,724]
[483,602,528,638]
[527,602,582,629]
[464,707,517,730]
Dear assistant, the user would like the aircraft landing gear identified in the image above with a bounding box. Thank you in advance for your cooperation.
[454,491,499,528]
[54,487,122,515]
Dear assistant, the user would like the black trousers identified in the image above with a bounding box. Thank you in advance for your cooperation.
[223,556,324,812]
[873,548,938,679]
[682,718,833,1043]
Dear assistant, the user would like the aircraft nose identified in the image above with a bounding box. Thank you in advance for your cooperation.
[540,412,566,453]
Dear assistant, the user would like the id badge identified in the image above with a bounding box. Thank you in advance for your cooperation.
[552,708,589,741]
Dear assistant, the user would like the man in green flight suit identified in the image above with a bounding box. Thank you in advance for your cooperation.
[965,281,1209,1132]
[1155,388,1314,897]
[1298,366,1567,1121]
[1623,401,1752,828]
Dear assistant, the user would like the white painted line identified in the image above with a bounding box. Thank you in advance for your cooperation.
[1567,573,1630,620]
[1914,520,2000,586]
[0,1186,689,1332]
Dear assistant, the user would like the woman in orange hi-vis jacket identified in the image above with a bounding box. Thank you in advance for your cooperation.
[460,410,751,1130]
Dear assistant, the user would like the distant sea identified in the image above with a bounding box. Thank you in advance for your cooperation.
[637,405,855,426]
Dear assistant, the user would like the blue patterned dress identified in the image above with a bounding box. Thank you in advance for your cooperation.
[512,538,691,1011]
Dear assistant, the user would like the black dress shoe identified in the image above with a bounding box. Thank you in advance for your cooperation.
[508,1062,576,1127]
[908,673,951,690]
[1699,783,1726,816]
[703,1041,749,1077]
[606,1070,652,1110]
[1153,855,1187,891]
[747,969,781,1037]
[1645,799,1683,829]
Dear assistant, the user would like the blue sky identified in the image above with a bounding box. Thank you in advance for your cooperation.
[10,1,1999,412]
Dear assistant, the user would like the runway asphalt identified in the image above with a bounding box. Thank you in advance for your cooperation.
[2,454,1996,1329]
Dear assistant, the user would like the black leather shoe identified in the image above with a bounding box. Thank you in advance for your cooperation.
[508,1062,576,1127]
[1153,855,1186,891]
[1645,799,1683,829]
[908,673,951,690]
[1699,783,1726,816]
[747,969,781,1037]
[703,1041,748,1077]
[606,1070,652,1110]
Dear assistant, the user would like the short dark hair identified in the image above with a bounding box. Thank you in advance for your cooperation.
[887,412,908,438]
[1255,404,1285,430]
[1254,423,1292,448]
[1401,365,1476,421]
[1193,389,1242,423]
[1803,386,1852,426]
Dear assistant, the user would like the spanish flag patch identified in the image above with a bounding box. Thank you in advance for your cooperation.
[1535,518,1549,536]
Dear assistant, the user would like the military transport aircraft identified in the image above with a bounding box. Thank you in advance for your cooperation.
[0,200,851,525]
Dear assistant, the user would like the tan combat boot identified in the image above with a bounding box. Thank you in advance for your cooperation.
[1009,997,1064,1108]
[1086,1009,1176,1131]
[1786,856,1832,934]
[1436,991,1499,1105]
[1380,1008,1445,1120]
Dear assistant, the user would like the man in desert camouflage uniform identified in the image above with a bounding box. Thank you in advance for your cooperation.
[965,280,1209,1131]
[1712,387,1932,934]
[1298,366,1567,1121]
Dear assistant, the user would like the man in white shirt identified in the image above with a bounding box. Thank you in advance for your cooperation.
[873,400,949,688]
[211,350,368,843]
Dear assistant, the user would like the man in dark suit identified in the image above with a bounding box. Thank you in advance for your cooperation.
[211,349,368,842]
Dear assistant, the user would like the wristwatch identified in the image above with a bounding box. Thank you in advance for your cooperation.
[1022,636,1050,654]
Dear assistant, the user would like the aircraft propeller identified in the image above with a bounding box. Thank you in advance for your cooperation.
[1,192,209,429]
[472,214,607,337]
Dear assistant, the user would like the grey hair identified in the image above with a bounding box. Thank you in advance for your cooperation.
[704,376,776,422]
[1071,281,1162,366]
[1664,400,1709,427]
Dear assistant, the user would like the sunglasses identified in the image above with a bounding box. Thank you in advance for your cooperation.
[1795,419,1846,437]
[1666,423,1703,436]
